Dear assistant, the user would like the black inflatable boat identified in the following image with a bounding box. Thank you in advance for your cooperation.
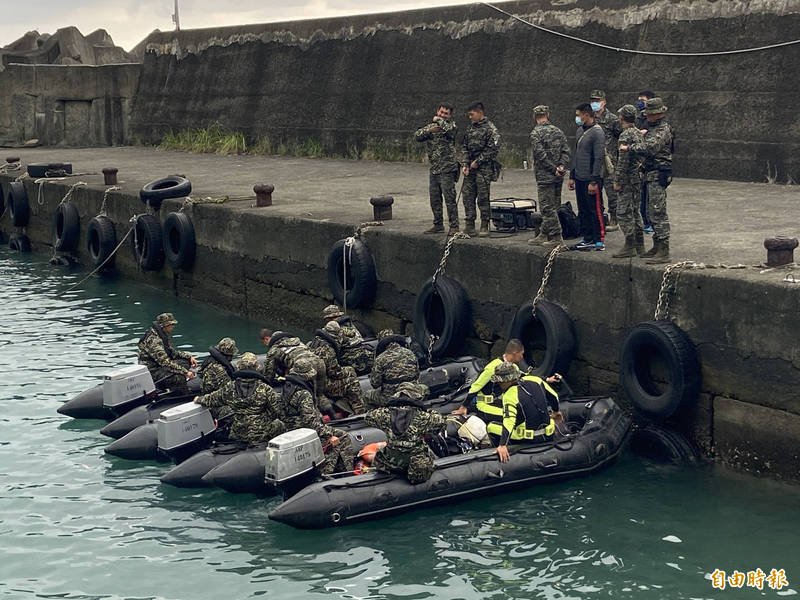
[268,396,631,529]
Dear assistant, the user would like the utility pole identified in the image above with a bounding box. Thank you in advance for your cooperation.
[172,0,181,30]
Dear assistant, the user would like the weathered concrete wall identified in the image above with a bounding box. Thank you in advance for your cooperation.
[1,173,798,482]
[0,27,132,68]
[0,63,141,146]
[130,0,800,182]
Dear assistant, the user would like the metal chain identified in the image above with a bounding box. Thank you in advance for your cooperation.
[531,243,568,315]
[654,260,697,320]
[427,334,438,365]
[98,186,121,216]
[59,181,87,206]
[432,231,469,289]
[353,221,383,239]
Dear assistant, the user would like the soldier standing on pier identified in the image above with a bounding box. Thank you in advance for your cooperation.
[460,101,501,238]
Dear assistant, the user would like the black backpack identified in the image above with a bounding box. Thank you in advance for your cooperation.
[557,201,580,239]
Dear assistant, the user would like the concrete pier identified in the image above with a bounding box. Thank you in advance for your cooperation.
[2,147,799,482]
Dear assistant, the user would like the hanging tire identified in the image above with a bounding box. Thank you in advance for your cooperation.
[507,300,577,378]
[130,214,165,271]
[413,275,471,360]
[9,233,31,252]
[163,211,196,270]
[631,423,699,464]
[140,175,191,211]
[87,215,117,269]
[327,238,377,309]
[8,181,30,227]
[619,320,701,420]
[53,202,80,252]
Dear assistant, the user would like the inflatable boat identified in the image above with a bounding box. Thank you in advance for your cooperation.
[268,396,631,529]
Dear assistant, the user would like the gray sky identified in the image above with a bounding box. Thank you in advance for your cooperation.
[0,0,468,52]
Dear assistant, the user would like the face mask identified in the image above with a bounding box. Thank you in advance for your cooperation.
[636,100,646,110]
[590,101,602,112]
[575,116,583,125]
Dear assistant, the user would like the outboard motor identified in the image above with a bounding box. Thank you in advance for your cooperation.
[265,428,325,499]
[156,402,217,462]
[103,365,157,415]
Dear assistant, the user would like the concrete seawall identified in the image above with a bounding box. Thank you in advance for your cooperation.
[1,148,799,483]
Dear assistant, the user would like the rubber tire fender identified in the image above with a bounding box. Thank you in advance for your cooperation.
[327,238,377,309]
[139,175,192,211]
[619,320,701,420]
[507,300,577,378]
[53,202,80,252]
[130,214,165,271]
[631,423,699,464]
[9,233,31,252]
[413,274,471,361]
[8,181,30,227]
[87,215,117,269]
[163,211,196,270]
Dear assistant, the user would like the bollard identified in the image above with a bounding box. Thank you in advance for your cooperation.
[102,167,118,185]
[370,196,394,221]
[254,184,274,207]
[764,236,798,267]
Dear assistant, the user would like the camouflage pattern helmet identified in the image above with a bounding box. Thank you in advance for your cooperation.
[644,97,668,114]
[155,313,178,328]
[289,360,317,381]
[237,352,260,371]
[392,381,427,401]
[590,89,606,99]
[321,304,344,319]
[323,320,341,335]
[377,329,394,340]
[216,337,239,356]
[490,361,522,383]
[617,104,638,121]
[532,104,549,116]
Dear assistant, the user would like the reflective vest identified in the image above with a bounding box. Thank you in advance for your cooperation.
[486,375,558,443]
[468,358,503,417]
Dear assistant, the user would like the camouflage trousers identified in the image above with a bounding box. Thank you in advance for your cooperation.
[151,358,192,392]
[537,181,564,238]
[325,366,365,414]
[341,345,374,376]
[429,170,460,228]
[616,176,644,238]
[461,167,492,225]
[603,157,617,216]
[644,172,670,242]
[374,444,436,484]
[320,427,356,475]
[231,417,285,446]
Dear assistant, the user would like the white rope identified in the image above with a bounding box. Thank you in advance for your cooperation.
[64,225,134,292]
[98,186,121,216]
[482,2,800,57]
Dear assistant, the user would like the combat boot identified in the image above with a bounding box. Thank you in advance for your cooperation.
[646,240,671,264]
[464,220,477,236]
[641,238,660,258]
[528,231,547,246]
[541,235,564,249]
[634,230,645,255]
[612,236,637,258]
[478,220,490,237]
[424,225,444,234]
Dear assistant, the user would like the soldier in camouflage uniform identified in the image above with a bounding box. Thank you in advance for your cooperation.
[137,313,196,391]
[415,103,461,235]
[199,337,238,395]
[365,330,427,410]
[365,381,445,484]
[259,329,334,418]
[622,98,674,264]
[321,305,373,375]
[590,90,622,230]
[194,352,285,445]
[308,320,365,415]
[612,105,646,258]
[528,105,571,248]
[281,361,356,475]
[460,101,501,237]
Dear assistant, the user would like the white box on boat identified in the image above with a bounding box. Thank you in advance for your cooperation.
[157,402,216,451]
[265,428,324,483]
[102,364,155,408]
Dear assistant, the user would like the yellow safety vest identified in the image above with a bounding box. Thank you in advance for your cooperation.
[469,358,503,417]
[486,376,557,442]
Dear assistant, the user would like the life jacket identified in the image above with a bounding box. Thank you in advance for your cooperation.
[516,378,556,432]
[282,374,315,401]
[139,324,176,359]
[308,329,341,361]
[232,369,268,398]
[375,335,408,358]
[200,346,235,378]
[266,331,293,349]
[386,394,425,438]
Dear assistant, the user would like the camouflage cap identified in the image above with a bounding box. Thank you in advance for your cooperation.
[216,337,239,356]
[392,381,427,401]
[321,304,344,319]
[644,97,668,114]
[532,104,549,116]
[289,360,317,381]
[617,104,638,121]
[377,329,394,340]
[237,352,260,371]
[590,89,606,99]
[490,361,522,383]
[323,320,341,335]
[155,313,178,328]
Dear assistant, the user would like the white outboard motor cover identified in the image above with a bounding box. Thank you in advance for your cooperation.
[157,402,216,451]
[265,428,324,484]
[103,365,156,408]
